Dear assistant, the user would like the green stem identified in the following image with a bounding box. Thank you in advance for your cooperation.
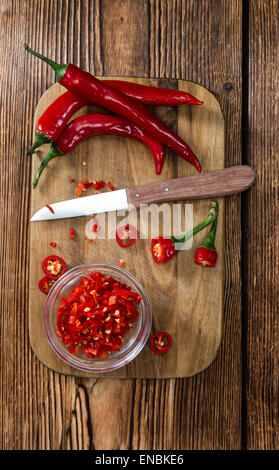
[28,131,51,155]
[24,44,68,81]
[171,200,218,245]
[202,201,219,250]
[33,145,63,188]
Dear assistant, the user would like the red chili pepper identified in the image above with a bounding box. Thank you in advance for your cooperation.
[38,276,55,294]
[42,255,67,280]
[194,246,218,267]
[25,45,201,172]
[28,91,88,155]
[69,228,75,239]
[104,80,203,106]
[152,200,219,264]
[116,224,137,248]
[33,114,165,187]
[50,242,57,247]
[151,237,177,263]
[194,200,219,268]
[56,271,141,359]
[46,204,54,214]
[28,84,202,154]
[150,332,172,354]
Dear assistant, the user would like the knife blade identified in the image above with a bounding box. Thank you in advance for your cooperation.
[30,165,255,222]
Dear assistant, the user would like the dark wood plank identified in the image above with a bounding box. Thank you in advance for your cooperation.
[0,0,243,449]
[243,0,279,450]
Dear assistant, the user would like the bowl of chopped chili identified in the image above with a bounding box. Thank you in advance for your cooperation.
[43,263,152,372]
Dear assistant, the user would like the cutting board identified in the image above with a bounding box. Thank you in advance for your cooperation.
[29,78,225,378]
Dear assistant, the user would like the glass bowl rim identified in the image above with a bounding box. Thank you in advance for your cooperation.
[43,262,152,372]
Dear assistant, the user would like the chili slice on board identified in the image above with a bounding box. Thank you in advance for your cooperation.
[42,255,67,280]
[38,276,56,295]
[116,224,137,248]
[150,332,172,354]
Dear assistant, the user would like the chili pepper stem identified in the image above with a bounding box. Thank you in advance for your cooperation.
[172,200,219,246]
[33,144,63,188]
[201,201,219,250]
[28,131,51,155]
[24,44,68,81]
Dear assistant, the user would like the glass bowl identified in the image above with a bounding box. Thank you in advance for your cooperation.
[43,263,152,372]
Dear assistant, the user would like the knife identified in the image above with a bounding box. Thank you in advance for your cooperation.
[30,165,255,221]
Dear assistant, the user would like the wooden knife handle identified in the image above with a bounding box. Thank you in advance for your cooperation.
[126,165,255,208]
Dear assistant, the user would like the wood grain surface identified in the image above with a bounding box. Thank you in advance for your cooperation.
[0,0,277,450]
[29,79,225,379]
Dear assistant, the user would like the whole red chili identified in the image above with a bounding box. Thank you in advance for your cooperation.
[42,255,67,280]
[28,91,87,154]
[25,45,201,173]
[116,224,137,248]
[150,332,172,354]
[38,276,55,294]
[32,114,165,187]
[56,271,141,359]
[151,200,218,264]
[194,200,219,268]
[104,80,203,106]
[28,85,202,154]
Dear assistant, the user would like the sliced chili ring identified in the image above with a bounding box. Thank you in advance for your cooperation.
[116,224,137,248]
[38,276,56,295]
[42,255,67,280]
[150,332,172,354]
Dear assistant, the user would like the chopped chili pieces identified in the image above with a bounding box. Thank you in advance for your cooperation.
[92,218,100,233]
[118,259,126,268]
[75,179,106,196]
[42,255,67,280]
[75,180,91,196]
[107,181,115,191]
[56,271,141,359]
[93,180,106,190]
[50,242,57,247]
[38,276,56,295]
[69,227,75,240]
[46,204,54,214]
[70,178,75,183]
[150,332,172,354]
[116,224,137,248]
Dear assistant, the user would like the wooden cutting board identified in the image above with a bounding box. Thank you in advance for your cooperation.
[29,78,225,378]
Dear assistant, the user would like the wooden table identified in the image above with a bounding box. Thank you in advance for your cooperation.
[0,0,277,450]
